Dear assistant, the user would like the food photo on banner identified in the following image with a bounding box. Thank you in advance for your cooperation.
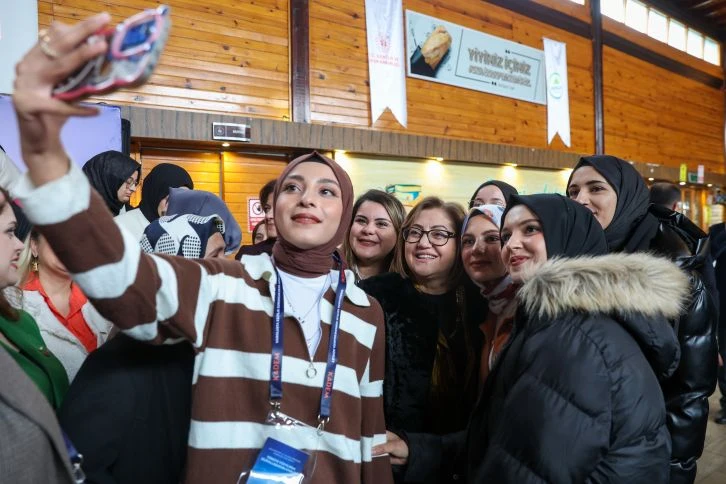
[405,10,547,105]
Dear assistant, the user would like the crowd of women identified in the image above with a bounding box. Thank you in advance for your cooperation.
[0,12,720,484]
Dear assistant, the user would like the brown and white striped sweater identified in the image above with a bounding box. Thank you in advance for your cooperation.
[15,165,393,484]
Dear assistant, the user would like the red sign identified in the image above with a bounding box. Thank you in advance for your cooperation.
[248,197,265,232]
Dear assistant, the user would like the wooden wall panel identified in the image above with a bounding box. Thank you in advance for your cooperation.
[223,153,287,241]
[310,0,596,154]
[129,149,221,211]
[41,0,290,118]
[603,46,724,174]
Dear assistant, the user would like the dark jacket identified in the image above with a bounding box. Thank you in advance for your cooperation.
[58,334,194,484]
[466,253,685,483]
[360,273,485,483]
[649,205,719,484]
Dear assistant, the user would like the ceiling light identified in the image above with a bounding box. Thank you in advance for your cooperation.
[222,142,230,147]
[707,183,713,187]
[679,182,686,186]
[647,177,654,181]
[434,157,444,162]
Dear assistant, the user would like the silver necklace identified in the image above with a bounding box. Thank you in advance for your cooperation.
[283,274,330,378]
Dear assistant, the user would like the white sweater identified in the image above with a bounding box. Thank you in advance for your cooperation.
[21,290,113,381]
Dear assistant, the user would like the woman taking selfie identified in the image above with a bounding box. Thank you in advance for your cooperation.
[11,14,392,484]
[567,155,717,483]
[344,189,406,282]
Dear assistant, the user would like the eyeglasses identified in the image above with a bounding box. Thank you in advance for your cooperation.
[403,228,456,246]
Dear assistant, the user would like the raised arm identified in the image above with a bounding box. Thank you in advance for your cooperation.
[12,14,220,347]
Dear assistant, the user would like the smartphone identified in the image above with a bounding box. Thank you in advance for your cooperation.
[52,5,171,101]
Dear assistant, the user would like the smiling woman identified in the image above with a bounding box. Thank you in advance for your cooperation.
[343,190,406,282]
[359,196,486,483]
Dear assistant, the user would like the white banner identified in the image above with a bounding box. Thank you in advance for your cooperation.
[543,38,571,147]
[365,0,407,127]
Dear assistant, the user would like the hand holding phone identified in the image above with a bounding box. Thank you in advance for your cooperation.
[52,5,171,101]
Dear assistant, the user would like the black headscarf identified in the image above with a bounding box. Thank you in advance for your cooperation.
[568,155,659,253]
[469,180,519,208]
[82,151,141,216]
[503,194,608,259]
[138,164,194,222]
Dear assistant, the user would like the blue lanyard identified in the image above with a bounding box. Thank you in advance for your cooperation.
[270,257,347,427]
[62,430,86,483]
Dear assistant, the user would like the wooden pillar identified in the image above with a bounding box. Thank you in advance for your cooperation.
[590,0,605,155]
[290,0,311,123]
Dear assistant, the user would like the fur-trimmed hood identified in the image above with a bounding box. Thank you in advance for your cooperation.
[518,252,688,379]
[518,252,689,320]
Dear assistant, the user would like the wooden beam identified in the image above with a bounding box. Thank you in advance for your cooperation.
[117,104,726,185]
[290,0,310,123]
[591,0,605,155]
[602,32,723,89]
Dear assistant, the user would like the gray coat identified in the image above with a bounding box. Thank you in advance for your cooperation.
[0,346,74,483]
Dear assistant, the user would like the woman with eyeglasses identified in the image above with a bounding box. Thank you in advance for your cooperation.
[82,150,141,216]
[468,180,518,209]
[360,196,485,483]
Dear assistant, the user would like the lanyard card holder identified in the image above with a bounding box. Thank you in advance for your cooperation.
[236,405,323,484]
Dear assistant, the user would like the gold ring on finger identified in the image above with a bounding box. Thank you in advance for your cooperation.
[38,29,60,59]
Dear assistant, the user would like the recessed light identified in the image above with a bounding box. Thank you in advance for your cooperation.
[679,182,686,186]
[707,183,713,187]
[222,142,230,147]
[647,177,654,181]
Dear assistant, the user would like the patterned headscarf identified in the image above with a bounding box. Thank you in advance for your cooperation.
[140,214,225,258]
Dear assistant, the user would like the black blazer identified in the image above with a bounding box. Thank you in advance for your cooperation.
[58,334,194,484]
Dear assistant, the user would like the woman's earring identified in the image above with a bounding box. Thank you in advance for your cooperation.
[31,256,39,273]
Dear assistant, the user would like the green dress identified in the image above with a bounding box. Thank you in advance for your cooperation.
[0,310,69,409]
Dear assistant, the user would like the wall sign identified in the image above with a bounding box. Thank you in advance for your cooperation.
[248,197,265,232]
[406,10,546,105]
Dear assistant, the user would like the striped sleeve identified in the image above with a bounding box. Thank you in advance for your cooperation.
[359,298,393,484]
[14,164,216,348]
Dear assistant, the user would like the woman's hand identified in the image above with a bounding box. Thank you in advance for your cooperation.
[372,431,409,466]
[12,13,111,186]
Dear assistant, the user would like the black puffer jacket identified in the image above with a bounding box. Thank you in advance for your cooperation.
[649,206,719,484]
[466,253,686,483]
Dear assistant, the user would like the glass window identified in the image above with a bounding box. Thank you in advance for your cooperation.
[686,29,704,58]
[647,9,668,43]
[668,19,687,51]
[602,0,626,23]
[625,0,648,33]
[703,37,721,65]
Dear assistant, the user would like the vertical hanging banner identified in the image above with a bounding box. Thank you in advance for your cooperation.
[365,0,407,127]
[543,38,571,147]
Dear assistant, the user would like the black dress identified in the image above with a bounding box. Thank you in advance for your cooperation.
[359,273,485,482]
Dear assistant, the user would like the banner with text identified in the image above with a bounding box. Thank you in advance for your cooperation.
[365,0,407,127]
[543,37,571,147]
[405,10,546,105]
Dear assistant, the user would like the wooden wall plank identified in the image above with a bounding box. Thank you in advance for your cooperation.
[42,0,290,119]
[604,45,724,173]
